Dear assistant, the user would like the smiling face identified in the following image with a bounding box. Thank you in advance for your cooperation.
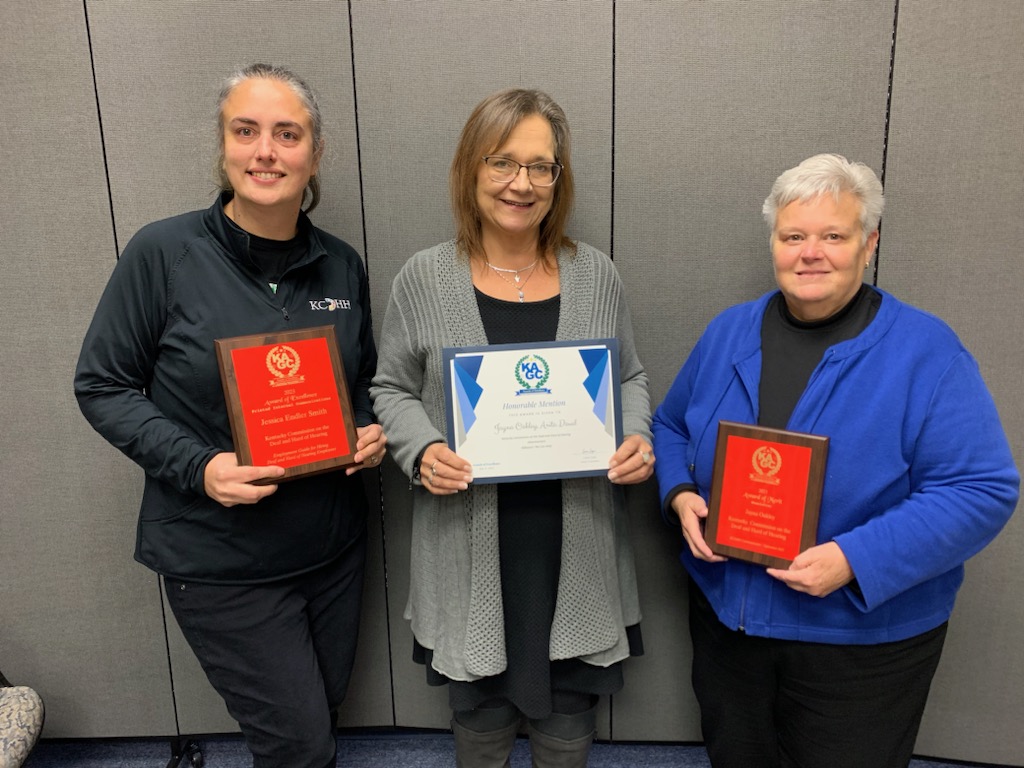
[771,191,879,321]
[475,113,557,244]
[221,77,319,218]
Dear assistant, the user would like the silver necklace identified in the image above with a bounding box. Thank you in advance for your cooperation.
[486,259,538,303]
[485,259,538,283]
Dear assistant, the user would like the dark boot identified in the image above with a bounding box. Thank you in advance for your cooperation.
[452,717,519,768]
[527,705,596,768]
[526,726,594,767]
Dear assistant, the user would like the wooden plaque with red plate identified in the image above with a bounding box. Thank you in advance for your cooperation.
[215,325,358,483]
[705,421,829,568]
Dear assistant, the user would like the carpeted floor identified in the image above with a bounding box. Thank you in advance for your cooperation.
[23,731,996,767]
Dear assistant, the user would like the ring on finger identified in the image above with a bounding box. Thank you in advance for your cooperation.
[430,460,438,478]
[640,450,651,464]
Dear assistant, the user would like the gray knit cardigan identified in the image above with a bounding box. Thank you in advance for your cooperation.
[370,240,651,682]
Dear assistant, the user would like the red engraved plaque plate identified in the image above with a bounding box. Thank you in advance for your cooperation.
[705,421,829,568]
[215,326,358,483]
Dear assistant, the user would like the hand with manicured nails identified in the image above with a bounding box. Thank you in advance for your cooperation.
[419,442,472,496]
[607,434,655,484]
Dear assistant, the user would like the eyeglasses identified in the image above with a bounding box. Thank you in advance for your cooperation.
[482,156,562,187]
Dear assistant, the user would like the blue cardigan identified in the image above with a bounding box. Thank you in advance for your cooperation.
[652,288,1018,644]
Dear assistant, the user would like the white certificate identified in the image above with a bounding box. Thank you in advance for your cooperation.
[443,339,623,483]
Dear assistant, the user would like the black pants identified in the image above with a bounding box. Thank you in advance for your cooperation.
[165,531,367,768]
[688,581,947,768]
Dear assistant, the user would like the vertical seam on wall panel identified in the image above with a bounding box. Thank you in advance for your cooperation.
[608,0,617,743]
[347,0,398,728]
[157,576,183,740]
[875,0,901,286]
[82,0,120,257]
[348,0,371,273]
[609,0,617,262]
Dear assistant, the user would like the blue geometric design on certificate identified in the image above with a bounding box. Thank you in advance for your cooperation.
[453,355,485,435]
[579,349,611,426]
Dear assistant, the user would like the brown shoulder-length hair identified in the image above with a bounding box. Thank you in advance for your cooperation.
[450,88,576,263]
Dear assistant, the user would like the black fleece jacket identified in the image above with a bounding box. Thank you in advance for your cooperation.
[75,194,376,583]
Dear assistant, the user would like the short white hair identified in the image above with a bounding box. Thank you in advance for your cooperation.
[762,154,885,244]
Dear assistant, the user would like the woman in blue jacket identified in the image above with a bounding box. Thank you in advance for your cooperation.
[75,64,385,768]
[652,154,1018,768]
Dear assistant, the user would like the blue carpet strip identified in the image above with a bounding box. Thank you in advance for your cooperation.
[24,731,995,767]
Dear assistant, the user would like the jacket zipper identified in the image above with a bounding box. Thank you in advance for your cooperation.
[738,567,752,632]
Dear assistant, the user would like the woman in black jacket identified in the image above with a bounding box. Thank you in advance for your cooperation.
[74,64,385,768]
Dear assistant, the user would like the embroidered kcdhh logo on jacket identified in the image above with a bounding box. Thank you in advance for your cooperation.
[309,297,351,311]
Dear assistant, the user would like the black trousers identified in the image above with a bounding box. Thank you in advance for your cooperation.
[688,581,947,768]
[165,531,367,768]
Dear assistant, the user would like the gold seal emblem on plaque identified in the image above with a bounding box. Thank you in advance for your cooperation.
[266,344,301,378]
[751,445,782,478]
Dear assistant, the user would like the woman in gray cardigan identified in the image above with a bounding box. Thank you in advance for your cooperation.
[371,89,653,767]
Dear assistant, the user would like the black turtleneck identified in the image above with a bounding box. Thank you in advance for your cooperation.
[247,230,307,292]
[758,285,881,429]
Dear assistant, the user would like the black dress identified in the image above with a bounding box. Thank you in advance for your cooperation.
[414,289,642,719]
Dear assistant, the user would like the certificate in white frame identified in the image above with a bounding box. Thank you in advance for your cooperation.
[442,339,623,483]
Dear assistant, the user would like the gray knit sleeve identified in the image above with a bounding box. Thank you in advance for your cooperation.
[584,243,652,444]
[370,255,447,479]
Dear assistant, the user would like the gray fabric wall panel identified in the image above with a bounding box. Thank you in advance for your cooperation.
[368,463,450,730]
[879,1,1023,762]
[351,0,615,731]
[0,0,176,738]
[612,0,896,741]
[85,0,365,250]
[616,0,895,406]
[610,483,696,740]
[337,471,396,727]
[352,0,613,275]
[84,0,392,731]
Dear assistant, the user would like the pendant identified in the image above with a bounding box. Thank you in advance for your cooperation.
[514,273,521,284]
[518,290,525,302]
